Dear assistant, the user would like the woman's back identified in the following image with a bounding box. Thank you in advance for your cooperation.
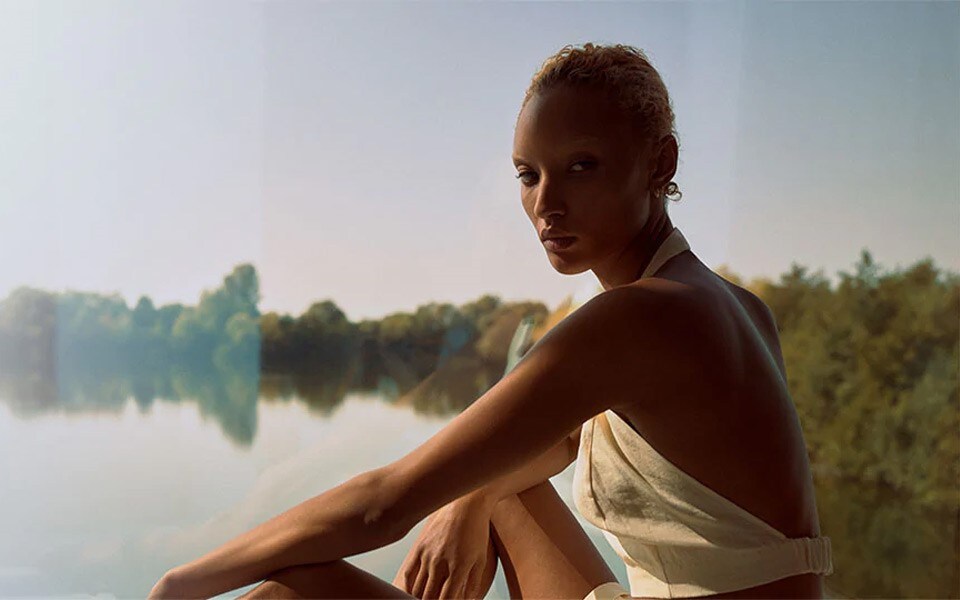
[602,249,825,597]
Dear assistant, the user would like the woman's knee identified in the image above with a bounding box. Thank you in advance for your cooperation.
[489,480,618,598]
[237,577,303,599]
[236,561,343,599]
[238,559,420,600]
[490,490,525,525]
[493,479,571,531]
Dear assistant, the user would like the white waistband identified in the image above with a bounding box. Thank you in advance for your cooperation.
[608,533,833,598]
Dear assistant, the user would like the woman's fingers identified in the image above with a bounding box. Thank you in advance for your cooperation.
[461,563,482,600]
[411,565,429,598]
[450,564,478,600]
[421,563,449,599]
[402,553,483,599]
[438,573,462,600]
[394,554,421,594]
[435,564,477,600]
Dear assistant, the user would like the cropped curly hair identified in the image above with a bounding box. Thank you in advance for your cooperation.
[518,43,683,207]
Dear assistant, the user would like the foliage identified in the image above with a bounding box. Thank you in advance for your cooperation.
[0,264,261,375]
[0,252,955,511]
[729,250,959,510]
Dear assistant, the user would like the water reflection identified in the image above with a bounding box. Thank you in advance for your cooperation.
[0,337,511,448]
[0,392,542,598]
[0,368,957,597]
[0,361,261,447]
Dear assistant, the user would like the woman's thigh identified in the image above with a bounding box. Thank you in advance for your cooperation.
[236,559,417,599]
[236,523,500,599]
[489,479,620,600]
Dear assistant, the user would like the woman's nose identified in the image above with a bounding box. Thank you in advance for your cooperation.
[533,179,566,219]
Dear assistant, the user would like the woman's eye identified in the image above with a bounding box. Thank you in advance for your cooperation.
[515,171,537,186]
[515,161,594,186]
[570,160,595,172]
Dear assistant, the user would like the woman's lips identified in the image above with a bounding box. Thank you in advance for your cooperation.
[543,236,576,251]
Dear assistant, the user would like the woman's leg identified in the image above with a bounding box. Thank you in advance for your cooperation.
[236,478,614,599]
[236,559,416,599]
[236,522,500,599]
[488,480,620,600]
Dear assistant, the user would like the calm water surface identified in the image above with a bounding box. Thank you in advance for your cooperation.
[0,387,623,599]
[0,380,956,598]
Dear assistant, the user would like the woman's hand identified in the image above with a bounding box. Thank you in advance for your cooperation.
[392,494,497,599]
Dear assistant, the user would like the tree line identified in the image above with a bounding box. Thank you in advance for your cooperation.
[718,250,958,511]
[0,250,956,510]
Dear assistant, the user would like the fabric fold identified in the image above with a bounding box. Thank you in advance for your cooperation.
[573,410,833,598]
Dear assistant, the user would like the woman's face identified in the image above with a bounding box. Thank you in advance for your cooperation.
[512,85,659,275]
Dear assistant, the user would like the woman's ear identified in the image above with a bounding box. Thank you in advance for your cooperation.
[650,185,663,201]
[649,135,679,193]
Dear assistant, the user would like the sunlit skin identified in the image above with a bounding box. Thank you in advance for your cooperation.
[512,83,680,289]
[512,83,826,599]
[148,83,826,600]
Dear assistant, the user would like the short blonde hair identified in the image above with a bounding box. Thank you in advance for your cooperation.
[519,43,682,206]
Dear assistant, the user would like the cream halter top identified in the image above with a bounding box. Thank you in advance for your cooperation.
[571,227,834,598]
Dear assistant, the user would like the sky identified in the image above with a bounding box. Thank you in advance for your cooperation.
[1,1,957,321]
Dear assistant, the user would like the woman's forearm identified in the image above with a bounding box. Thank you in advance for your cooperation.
[155,469,403,599]
[457,434,575,512]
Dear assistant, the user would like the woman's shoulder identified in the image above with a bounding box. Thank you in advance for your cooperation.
[594,276,707,318]
[610,270,785,389]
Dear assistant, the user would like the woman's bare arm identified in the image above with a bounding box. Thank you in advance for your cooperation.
[151,421,580,599]
[378,285,684,532]
[151,286,684,599]
[160,428,582,599]
[151,468,404,599]
[458,424,582,513]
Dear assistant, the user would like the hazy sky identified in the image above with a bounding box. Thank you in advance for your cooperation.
[1,1,957,321]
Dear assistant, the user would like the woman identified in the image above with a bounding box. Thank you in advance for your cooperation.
[149,43,833,600]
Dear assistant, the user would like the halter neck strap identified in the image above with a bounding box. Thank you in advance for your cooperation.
[638,228,690,280]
